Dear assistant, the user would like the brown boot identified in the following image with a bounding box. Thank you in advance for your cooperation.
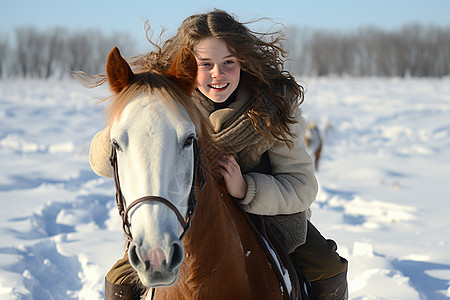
[104,277,142,300]
[309,270,348,300]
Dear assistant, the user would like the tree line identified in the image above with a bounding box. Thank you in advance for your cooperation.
[285,23,450,77]
[1,23,449,78]
[0,27,137,78]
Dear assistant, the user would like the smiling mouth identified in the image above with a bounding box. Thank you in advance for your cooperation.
[208,83,229,90]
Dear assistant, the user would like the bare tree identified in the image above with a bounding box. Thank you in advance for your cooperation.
[66,29,137,76]
[0,34,9,78]
[66,30,98,74]
[13,27,57,77]
[44,27,66,78]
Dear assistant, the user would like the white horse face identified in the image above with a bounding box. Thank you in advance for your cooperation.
[110,94,196,287]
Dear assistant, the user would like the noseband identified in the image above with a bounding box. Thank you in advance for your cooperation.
[109,139,205,247]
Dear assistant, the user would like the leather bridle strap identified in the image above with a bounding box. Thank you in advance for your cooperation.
[109,139,204,246]
[124,196,188,234]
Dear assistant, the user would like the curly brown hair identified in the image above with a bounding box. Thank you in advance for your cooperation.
[134,9,304,147]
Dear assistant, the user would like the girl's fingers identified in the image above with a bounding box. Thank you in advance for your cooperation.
[223,154,238,166]
[219,168,230,178]
[217,155,247,199]
[218,155,239,170]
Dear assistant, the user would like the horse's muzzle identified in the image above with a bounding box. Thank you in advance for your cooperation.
[128,239,184,287]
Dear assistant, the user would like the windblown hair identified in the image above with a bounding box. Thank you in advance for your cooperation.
[134,9,304,147]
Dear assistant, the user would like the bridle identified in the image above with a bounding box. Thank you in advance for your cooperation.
[109,139,205,248]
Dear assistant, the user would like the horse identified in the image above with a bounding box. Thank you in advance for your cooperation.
[102,46,294,299]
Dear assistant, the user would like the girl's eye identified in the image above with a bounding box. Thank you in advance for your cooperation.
[199,62,211,68]
[223,59,239,70]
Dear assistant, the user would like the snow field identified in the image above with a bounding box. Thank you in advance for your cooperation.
[1,77,449,299]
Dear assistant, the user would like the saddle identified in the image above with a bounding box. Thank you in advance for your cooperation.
[239,209,309,300]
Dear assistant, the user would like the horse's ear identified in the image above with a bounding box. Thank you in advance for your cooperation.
[106,47,135,94]
[167,46,198,95]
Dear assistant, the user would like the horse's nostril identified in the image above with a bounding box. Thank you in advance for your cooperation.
[144,260,151,271]
[168,241,184,272]
[128,244,140,267]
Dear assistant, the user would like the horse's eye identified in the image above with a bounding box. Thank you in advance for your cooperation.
[112,140,121,151]
[183,135,195,147]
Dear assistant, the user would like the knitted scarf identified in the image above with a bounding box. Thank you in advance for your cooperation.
[193,88,276,173]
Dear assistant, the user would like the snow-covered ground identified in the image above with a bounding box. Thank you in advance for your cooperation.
[0,77,449,299]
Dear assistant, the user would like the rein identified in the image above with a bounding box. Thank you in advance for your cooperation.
[109,139,205,247]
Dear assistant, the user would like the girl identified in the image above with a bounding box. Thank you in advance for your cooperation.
[90,9,348,299]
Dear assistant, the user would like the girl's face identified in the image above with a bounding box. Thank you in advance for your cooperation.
[194,37,241,103]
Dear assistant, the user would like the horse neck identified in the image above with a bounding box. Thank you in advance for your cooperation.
[179,173,252,297]
[184,173,245,260]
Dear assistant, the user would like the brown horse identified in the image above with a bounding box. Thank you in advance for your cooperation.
[103,46,289,299]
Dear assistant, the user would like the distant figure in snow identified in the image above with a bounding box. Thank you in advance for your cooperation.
[304,121,323,171]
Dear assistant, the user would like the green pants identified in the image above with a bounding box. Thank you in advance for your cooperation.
[289,221,348,282]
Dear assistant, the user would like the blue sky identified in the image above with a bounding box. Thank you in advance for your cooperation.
[1,0,449,50]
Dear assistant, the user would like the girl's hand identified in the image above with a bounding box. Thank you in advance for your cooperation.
[217,154,247,199]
